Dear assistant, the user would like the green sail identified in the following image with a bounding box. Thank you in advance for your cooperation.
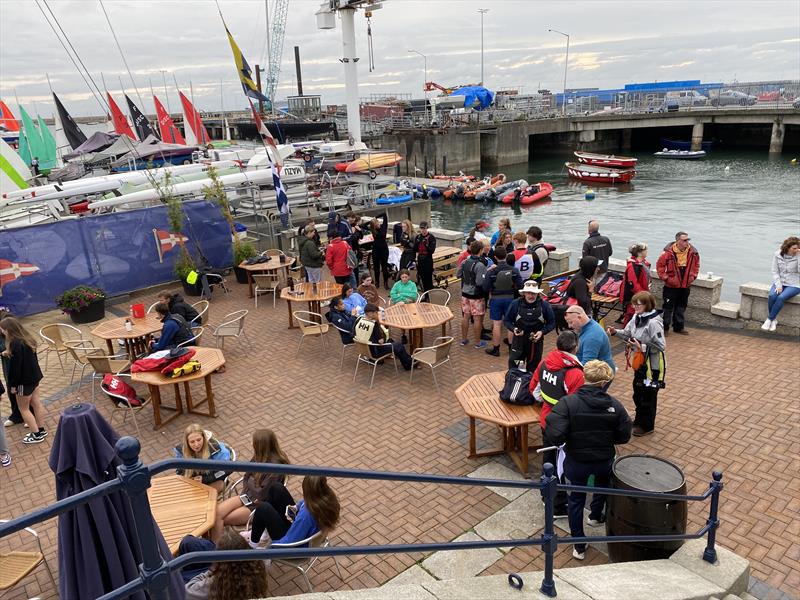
[17,121,31,165]
[18,106,46,169]
[37,114,57,171]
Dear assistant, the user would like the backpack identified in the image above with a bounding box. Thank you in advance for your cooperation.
[101,374,144,407]
[499,368,534,405]
[346,248,359,270]
[494,268,515,293]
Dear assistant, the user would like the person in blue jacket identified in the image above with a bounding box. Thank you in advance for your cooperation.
[564,306,616,374]
[503,280,555,371]
[149,303,194,351]
[341,283,367,316]
[326,297,357,343]
[245,475,341,548]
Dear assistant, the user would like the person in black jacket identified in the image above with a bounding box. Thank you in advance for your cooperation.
[413,221,437,295]
[0,317,46,444]
[544,360,632,561]
[566,255,599,316]
[158,292,201,324]
[369,213,391,289]
[0,307,36,428]
[326,297,357,344]
[582,220,613,272]
[394,220,416,270]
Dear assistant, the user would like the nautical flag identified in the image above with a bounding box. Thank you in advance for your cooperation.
[224,24,269,102]
[271,162,290,227]
[52,93,87,150]
[108,93,137,140]
[153,229,189,263]
[125,95,156,141]
[248,98,281,167]
[0,259,39,296]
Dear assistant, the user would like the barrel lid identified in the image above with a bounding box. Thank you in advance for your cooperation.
[613,455,685,492]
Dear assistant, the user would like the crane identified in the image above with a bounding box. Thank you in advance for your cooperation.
[264,0,290,111]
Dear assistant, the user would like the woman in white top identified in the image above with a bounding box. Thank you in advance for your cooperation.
[763,236,800,331]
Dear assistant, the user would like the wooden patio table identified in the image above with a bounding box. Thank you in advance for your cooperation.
[380,302,453,352]
[91,313,163,360]
[148,475,218,554]
[238,255,295,298]
[280,281,343,328]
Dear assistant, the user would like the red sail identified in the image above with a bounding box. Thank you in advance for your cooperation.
[153,96,185,145]
[0,100,20,131]
[107,92,136,140]
[178,91,210,145]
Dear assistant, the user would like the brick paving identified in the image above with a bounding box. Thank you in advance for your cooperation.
[0,278,798,599]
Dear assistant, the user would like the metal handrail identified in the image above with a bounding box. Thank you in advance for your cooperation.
[0,437,724,600]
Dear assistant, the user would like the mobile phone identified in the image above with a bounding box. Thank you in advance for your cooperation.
[285,505,298,521]
[239,494,254,507]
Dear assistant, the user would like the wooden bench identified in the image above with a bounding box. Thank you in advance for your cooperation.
[432,246,462,289]
[455,371,541,475]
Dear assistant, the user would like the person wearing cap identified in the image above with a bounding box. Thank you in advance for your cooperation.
[467,220,491,244]
[544,360,632,561]
[655,231,700,335]
[413,221,437,295]
[503,280,555,371]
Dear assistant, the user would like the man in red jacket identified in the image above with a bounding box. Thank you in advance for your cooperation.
[656,231,700,335]
[325,230,354,285]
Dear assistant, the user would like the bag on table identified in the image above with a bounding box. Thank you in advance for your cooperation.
[499,367,534,405]
[160,348,197,375]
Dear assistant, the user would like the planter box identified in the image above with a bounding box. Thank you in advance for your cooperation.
[233,266,250,284]
[181,279,203,297]
[69,298,106,324]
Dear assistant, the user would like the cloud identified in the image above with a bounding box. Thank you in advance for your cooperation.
[660,61,697,69]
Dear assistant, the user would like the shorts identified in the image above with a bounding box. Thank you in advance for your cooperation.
[461,297,486,317]
[489,297,513,321]
[18,383,39,396]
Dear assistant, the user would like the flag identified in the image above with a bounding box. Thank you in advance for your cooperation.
[271,162,290,227]
[0,259,39,296]
[52,93,87,150]
[153,229,188,262]
[125,95,156,141]
[248,98,281,167]
[108,93,136,140]
[153,96,185,145]
[224,24,269,102]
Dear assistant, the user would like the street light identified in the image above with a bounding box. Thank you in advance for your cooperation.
[408,49,428,125]
[478,8,489,86]
[548,28,570,116]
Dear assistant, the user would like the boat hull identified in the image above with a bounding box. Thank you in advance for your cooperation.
[574,152,638,168]
[654,150,706,160]
[501,182,554,205]
[660,138,713,152]
[565,162,636,183]
[342,152,402,173]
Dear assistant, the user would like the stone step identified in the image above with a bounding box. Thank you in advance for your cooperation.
[711,300,740,319]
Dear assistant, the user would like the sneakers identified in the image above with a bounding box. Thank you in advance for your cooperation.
[22,430,47,444]
[587,515,605,526]
[553,507,568,519]
[240,529,269,548]
[459,339,470,346]
[485,345,500,357]
[474,341,488,349]
[632,426,654,437]
[572,548,586,561]
[3,419,15,427]
[769,320,777,332]
[1,453,10,467]
[674,329,689,335]
[761,319,773,331]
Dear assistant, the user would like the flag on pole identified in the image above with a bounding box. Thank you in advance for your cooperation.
[224,24,269,103]
[271,162,290,227]
[0,259,39,296]
[248,98,281,167]
[153,229,189,263]
[246,99,288,226]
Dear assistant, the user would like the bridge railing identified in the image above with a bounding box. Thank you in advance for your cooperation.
[0,436,724,600]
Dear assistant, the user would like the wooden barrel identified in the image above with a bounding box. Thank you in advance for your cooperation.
[606,454,687,562]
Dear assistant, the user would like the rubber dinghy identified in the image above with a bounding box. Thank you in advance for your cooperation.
[475,179,527,202]
[653,149,706,160]
[375,193,412,205]
[501,182,553,205]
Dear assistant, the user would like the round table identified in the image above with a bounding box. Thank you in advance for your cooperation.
[91,313,163,360]
[280,281,343,328]
[380,302,453,352]
[238,255,296,298]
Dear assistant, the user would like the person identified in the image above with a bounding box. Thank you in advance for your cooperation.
[0,307,35,429]
[467,220,491,244]
[176,535,216,584]
[763,236,800,332]
[607,291,666,436]
[298,218,321,247]
[457,240,489,348]
[620,243,651,326]
[394,220,416,270]
[509,232,533,282]
[389,269,418,304]
[173,424,233,493]
[369,212,391,289]
[529,330,585,517]
[327,211,348,241]
[325,228,354,285]
[566,256,599,315]
[149,303,194,351]
[656,231,700,335]
[482,247,523,356]
[0,382,10,466]
[413,221,437,294]
[212,429,290,541]
[488,231,513,263]
[357,273,381,305]
[341,283,367,316]
[582,220,613,272]
[526,226,550,283]
[298,224,325,283]
[157,291,201,324]
[326,297,357,343]
[544,360,632,561]
[503,280,556,371]
[184,528,268,600]
[0,316,46,444]
[354,303,415,370]
[30,156,39,176]
[563,306,616,373]
[490,218,512,246]
[245,475,340,550]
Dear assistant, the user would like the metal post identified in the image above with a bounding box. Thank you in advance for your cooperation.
[539,462,558,597]
[115,437,171,600]
[548,29,570,116]
[159,70,171,114]
[408,50,427,126]
[478,8,489,86]
[703,471,723,563]
[255,64,265,114]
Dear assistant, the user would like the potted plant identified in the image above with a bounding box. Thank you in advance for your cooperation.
[159,173,201,296]
[56,285,106,324]
[232,239,257,283]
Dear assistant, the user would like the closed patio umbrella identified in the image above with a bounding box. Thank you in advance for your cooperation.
[48,403,185,599]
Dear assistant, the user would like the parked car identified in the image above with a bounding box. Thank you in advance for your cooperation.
[665,90,709,107]
[793,98,800,109]
[658,99,680,112]
[757,91,781,102]
[711,90,758,106]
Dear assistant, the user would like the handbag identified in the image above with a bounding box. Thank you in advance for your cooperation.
[626,345,647,371]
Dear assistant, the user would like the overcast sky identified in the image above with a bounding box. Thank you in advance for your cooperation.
[1,0,798,118]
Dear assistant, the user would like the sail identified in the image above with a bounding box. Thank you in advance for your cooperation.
[179,91,210,146]
[108,93,137,140]
[53,93,87,150]
[0,100,20,131]
[0,137,31,194]
[153,95,185,144]
[36,115,58,171]
[18,106,46,167]
[125,95,156,141]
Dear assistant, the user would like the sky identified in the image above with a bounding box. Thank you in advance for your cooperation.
[1,0,799,118]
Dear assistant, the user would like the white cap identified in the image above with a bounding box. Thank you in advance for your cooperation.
[522,281,543,294]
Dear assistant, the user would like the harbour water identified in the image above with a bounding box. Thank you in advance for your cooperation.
[430,151,800,302]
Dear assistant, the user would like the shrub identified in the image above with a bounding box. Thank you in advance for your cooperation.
[55,285,106,314]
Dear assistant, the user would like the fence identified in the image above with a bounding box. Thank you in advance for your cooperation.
[0,435,724,599]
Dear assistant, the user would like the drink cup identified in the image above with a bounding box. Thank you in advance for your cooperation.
[707,271,714,279]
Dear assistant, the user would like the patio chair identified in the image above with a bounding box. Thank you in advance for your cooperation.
[253,273,280,308]
[410,336,455,392]
[63,340,103,394]
[191,299,210,325]
[146,301,161,314]
[202,272,231,299]
[0,520,56,596]
[330,323,355,367]
[177,326,204,349]
[293,311,329,356]
[353,340,398,389]
[38,323,84,372]
[98,373,151,438]
[213,310,251,350]
[261,248,285,257]
[417,288,451,306]
[85,353,131,402]
[271,530,343,593]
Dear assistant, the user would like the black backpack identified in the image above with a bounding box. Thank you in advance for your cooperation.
[494,267,515,293]
[499,367,534,405]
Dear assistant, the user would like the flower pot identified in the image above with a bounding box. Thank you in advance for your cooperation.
[181,279,203,297]
[233,266,250,284]
[69,298,106,324]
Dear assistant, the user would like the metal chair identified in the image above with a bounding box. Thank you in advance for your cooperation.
[202,272,231,299]
[177,326,204,348]
[98,373,151,439]
[271,531,343,593]
[253,273,280,308]
[191,299,210,325]
[63,340,103,395]
[410,336,456,392]
[417,288,451,306]
[292,311,329,356]
[353,340,398,389]
[38,323,84,372]
[0,520,57,596]
[85,353,131,402]
[213,310,250,350]
[146,301,161,314]
[330,323,355,367]
[261,248,285,257]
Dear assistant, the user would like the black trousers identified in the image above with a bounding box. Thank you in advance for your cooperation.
[662,286,690,332]
[371,245,390,288]
[400,249,415,271]
[508,334,543,372]
[632,379,659,431]
[373,339,414,370]
[250,481,296,543]
[417,256,434,293]
[564,457,613,553]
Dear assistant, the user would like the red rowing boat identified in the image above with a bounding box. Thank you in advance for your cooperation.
[501,182,553,205]
[574,151,638,168]
[565,162,636,183]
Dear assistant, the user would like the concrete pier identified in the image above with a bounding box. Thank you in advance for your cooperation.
[690,122,704,151]
[769,119,785,154]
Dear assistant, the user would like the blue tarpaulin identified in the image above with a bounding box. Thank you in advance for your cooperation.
[0,200,232,316]
[450,86,495,110]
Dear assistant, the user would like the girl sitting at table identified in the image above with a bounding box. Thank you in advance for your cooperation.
[357,273,381,305]
[212,429,290,542]
[341,283,367,316]
[389,269,419,304]
[172,424,233,493]
[244,475,341,549]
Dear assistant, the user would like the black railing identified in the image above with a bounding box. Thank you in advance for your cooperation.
[0,436,723,599]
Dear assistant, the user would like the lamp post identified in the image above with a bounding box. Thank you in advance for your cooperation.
[478,8,489,86]
[408,49,428,125]
[548,28,570,116]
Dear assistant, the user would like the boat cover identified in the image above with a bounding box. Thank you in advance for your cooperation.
[450,86,495,110]
[109,135,198,167]
[63,132,120,160]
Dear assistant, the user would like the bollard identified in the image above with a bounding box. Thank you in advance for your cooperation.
[539,462,558,598]
[703,471,723,564]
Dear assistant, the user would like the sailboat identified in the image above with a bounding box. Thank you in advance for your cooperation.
[125,95,157,141]
[107,93,137,140]
[178,91,210,146]
[52,93,87,159]
[153,95,185,144]
[17,106,56,173]
[36,115,58,170]
[0,100,20,144]
[0,137,31,195]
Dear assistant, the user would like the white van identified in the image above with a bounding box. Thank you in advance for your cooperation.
[665,90,709,107]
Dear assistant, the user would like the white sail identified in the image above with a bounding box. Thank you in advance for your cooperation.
[0,137,33,195]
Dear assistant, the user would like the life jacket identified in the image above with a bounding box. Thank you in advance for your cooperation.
[461,256,487,290]
[494,267,515,293]
[353,316,388,345]
[514,299,545,331]
[546,277,573,305]
[529,243,549,279]
[513,249,535,279]
[169,314,194,348]
[537,362,582,406]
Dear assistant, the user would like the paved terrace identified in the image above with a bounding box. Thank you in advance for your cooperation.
[0,280,797,599]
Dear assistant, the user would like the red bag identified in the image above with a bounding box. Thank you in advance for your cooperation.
[160,348,197,375]
[101,375,143,407]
